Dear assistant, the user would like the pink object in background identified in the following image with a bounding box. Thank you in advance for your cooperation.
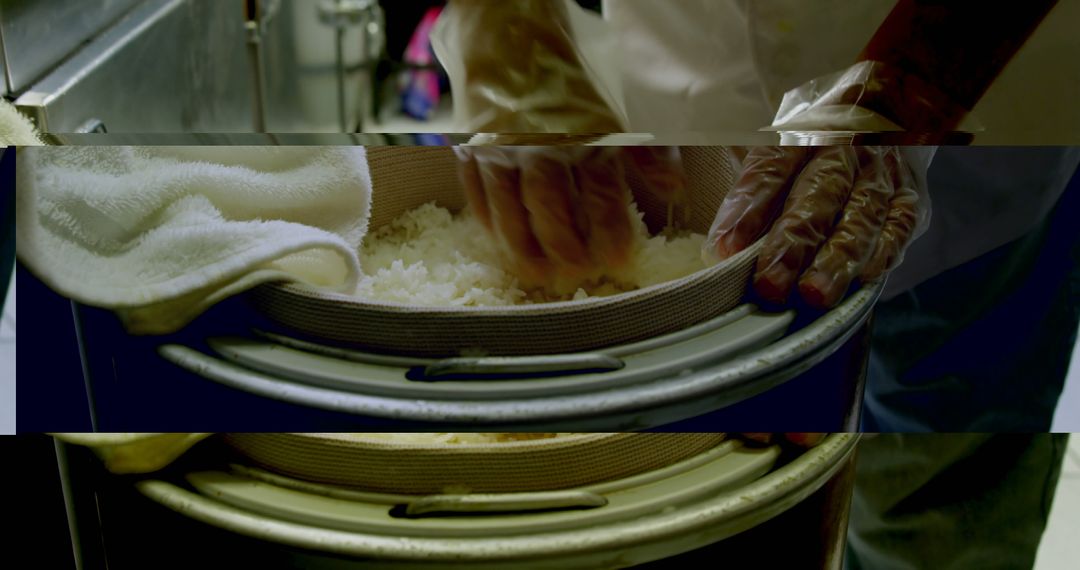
[400,6,444,121]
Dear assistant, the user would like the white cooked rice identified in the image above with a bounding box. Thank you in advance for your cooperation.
[355,202,706,306]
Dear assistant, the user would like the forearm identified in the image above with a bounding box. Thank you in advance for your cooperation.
[858,0,1057,126]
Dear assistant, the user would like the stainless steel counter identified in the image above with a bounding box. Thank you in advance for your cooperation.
[0,0,141,95]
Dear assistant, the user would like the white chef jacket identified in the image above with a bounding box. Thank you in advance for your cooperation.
[603,0,1080,140]
[601,0,1080,294]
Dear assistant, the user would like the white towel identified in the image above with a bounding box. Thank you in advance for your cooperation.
[52,433,212,473]
[0,99,43,146]
[17,147,371,333]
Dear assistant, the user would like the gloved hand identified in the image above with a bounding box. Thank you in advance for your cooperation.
[455,146,685,291]
[772,60,970,136]
[771,0,1056,138]
[434,0,625,133]
[705,146,927,309]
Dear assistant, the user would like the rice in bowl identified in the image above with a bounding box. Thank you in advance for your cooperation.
[355,202,707,306]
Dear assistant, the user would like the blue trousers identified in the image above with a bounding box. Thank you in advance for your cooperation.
[848,174,1079,567]
[847,434,1068,570]
[864,181,1080,433]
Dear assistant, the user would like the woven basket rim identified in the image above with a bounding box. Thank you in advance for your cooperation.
[285,432,621,452]
[221,433,732,494]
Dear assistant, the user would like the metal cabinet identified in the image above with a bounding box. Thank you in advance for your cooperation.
[14,0,253,133]
[10,0,384,133]
[0,0,142,95]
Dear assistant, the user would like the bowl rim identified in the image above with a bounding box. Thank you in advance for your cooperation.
[267,432,621,451]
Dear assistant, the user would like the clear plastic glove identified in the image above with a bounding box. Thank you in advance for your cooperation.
[456,146,685,291]
[772,0,1056,139]
[772,60,970,135]
[705,146,928,309]
[433,0,626,132]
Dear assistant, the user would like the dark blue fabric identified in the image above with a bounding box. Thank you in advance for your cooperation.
[864,169,1080,432]
[846,434,1069,569]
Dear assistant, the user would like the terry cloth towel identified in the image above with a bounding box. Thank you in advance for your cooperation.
[0,99,44,146]
[52,433,212,474]
[17,147,371,333]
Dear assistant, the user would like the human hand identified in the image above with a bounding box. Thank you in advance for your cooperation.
[705,146,926,308]
[437,0,625,133]
[772,61,969,135]
[455,145,685,291]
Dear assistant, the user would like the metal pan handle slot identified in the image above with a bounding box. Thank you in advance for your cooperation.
[411,354,625,381]
[392,491,608,518]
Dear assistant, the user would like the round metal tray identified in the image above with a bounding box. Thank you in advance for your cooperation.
[159,282,882,430]
[136,434,858,568]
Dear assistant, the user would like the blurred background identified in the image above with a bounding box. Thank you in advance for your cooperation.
[0,0,605,136]
[4,0,1074,143]
[3,0,449,134]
